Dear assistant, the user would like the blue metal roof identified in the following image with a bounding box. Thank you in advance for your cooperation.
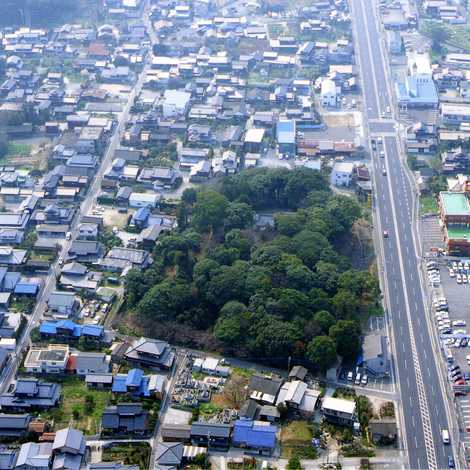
[82,324,103,337]
[39,322,57,334]
[112,375,128,393]
[14,283,39,295]
[126,369,144,388]
[133,207,150,222]
[233,420,277,449]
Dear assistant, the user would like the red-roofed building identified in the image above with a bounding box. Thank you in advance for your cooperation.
[88,41,110,59]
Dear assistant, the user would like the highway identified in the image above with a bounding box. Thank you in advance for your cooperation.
[350,0,457,469]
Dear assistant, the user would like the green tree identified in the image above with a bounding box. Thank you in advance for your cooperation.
[274,212,305,237]
[224,202,254,230]
[329,319,362,358]
[84,394,95,415]
[422,20,450,52]
[306,335,336,372]
[286,456,302,470]
[192,190,229,232]
[314,310,335,334]
[331,289,359,320]
[182,187,197,205]
[137,280,193,321]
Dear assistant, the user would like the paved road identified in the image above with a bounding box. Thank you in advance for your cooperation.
[350,0,457,469]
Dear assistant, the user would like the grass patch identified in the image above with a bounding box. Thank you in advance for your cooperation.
[199,402,222,419]
[281,421,318,459]
[420,195,438,215]
[102,442,151,470]
[7,142,31,157]
[40,377,110,435]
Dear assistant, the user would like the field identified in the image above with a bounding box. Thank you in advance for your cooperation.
[210,369,252,409]
[280,420,318,458]
[102,442,151,470]
[447,25,470,52]
[420,195,438,215]
[102,208,130,229]
[7,142,31,157]
[41,377,110,435]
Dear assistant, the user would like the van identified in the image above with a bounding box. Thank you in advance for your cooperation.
[442,429,450,444]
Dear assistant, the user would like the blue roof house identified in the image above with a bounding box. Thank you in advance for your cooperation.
[131,207,150,228]
[112,368,151,397]
[276,119,296,156]
[232,420,277,455]
[39,320,104,342]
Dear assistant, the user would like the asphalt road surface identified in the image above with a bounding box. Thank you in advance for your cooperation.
[350,0,456,468]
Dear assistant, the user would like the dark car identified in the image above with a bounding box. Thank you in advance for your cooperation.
[383,230,389,238]
[448,455,455,468]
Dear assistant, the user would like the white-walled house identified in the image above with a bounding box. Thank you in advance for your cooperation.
[321,79,338,107]
[330,162,355,187]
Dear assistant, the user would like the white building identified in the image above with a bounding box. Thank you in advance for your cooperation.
[330,162,355,187]
[321,79,338,107]
[162,90,191,118]
[129,192,161,208]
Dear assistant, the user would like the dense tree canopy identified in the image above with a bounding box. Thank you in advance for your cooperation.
[124,168,380,372]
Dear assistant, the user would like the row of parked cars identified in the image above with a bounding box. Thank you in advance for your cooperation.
[448,260,470,285]
[427,260,441,287]
[347,370,368,386]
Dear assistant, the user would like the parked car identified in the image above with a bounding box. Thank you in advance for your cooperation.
[347,371,353,381]
[361,375,368,386]
[355,373,361,385]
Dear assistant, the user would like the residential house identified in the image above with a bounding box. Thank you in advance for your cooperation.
[15,442,52,470]
[74,352,110,376]
[0,413,32,438]
[24,344,70,374]
[232,420,277,455]
[155,442,183,468]
[85,373,114,390]
[101,247,152,272]
[190,422,232,450]
[124,337,175,370]
[369,417,398,445]
[59,262,101,292]
[39,320,108,344]
[277,119,296,156]
[0,448,18,469]
[101,403,149,436]
[321,79,337,107]
[359,334,390,377]
[68,240,104,263]
[47,292,80,318]
[161,424,191,443]
[276,380,320,416]
[248,375,283,405]
[111,368,166,398]
[330,162,354,187]
[321,396,357,427]
[442,103,470,125]
[0,378,61,412]
[52,427,86,470]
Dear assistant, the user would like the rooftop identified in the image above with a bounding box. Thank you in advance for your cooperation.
[441,192,470,216]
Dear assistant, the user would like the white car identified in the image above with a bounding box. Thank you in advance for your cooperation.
[347,371,353,381]
[453,321,466,327]
[457,274,463,284]
[449,269,456,278]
